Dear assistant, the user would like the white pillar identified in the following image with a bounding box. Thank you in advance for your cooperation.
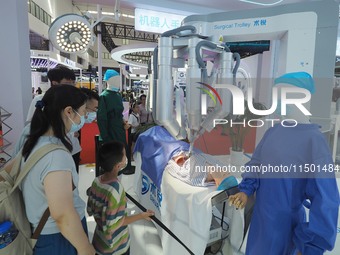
[0,0,31,152]
[120,65,123,91]
[97,5,103,94]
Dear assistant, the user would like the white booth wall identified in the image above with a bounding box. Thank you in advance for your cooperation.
[0,0,31,154]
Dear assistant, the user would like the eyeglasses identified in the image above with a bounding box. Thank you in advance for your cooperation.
[86,107,98,113]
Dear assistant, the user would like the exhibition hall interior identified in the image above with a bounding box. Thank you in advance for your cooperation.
[1,0,340,254]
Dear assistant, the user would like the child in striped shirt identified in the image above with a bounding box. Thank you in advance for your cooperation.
[87,141,154,255]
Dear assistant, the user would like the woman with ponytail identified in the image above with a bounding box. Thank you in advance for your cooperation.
[21,85,95,255]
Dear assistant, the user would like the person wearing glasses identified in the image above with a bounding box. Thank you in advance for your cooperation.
[68,88,100,172]
[80,88,99,124]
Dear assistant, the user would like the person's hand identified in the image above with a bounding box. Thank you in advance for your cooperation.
[77,243,96,255]
[123,120,130,130]
[141,209,155,221]
[228,192,248,209]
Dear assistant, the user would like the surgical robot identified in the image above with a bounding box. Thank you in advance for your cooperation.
[149,26,239,156]
[143,0,339,253]
[144,20,265,255]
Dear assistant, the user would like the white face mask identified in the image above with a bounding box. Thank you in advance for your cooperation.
[68,111,85,133]
[109,87,119,92]
[85,112,97,123]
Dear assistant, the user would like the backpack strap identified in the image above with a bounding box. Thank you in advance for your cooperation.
[12,144,69,239]
[0,169,14,186]
[0,153,22,186]
[13,144,68,191]
[32,207,51,239]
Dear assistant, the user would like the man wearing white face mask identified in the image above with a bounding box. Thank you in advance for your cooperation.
[58,88,99,172]
[80,88,99,124]
[68,88,99,172]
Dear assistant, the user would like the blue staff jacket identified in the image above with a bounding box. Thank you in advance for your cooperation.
[239,123,339,255]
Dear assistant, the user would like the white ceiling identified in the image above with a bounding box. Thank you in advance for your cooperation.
[72,0,315,16]
[72,0,340,56]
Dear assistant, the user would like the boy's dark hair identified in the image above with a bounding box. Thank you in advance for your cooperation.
[99,141,125,173]
[80,88,99,101]
[47,66,75,84]
[139,94,146,100]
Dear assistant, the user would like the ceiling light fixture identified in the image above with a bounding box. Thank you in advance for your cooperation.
[49,14,93,54]
[111,43,157,68]
[239,0,283,6]
[50,6,131,55]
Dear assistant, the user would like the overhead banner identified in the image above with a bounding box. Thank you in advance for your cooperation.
[135,8,186,34]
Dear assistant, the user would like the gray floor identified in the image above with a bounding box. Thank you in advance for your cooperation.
[78,163,163,255]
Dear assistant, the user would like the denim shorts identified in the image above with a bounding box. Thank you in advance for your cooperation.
[33,217,88,255]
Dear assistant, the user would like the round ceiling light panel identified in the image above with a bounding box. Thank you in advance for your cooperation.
[49,14,92,54]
